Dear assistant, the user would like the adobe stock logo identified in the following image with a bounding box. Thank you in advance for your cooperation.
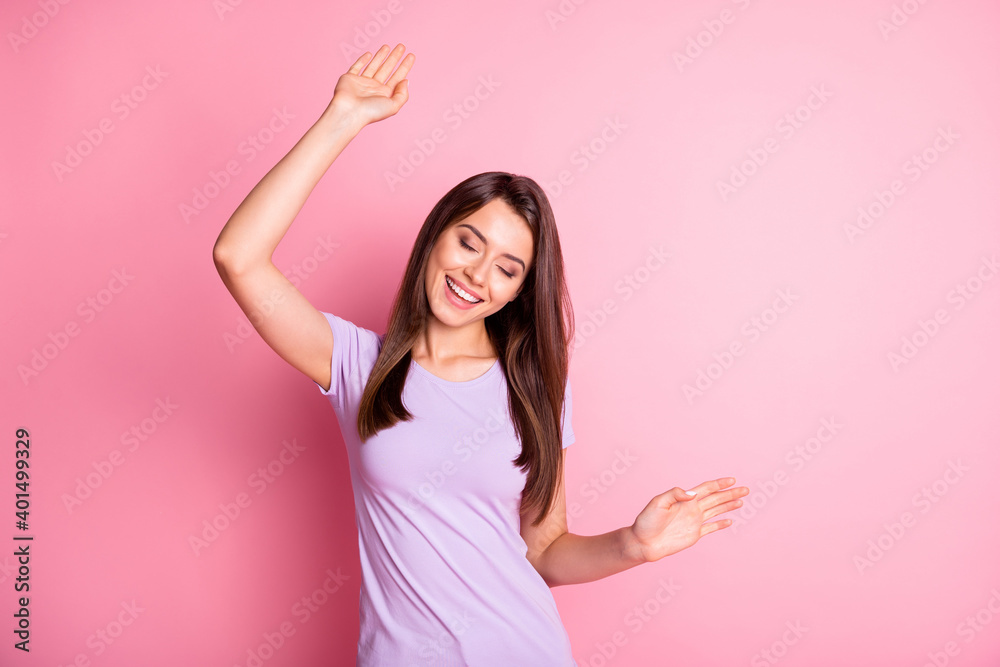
[402,406,509,514]
[750,620,808,667]
[188,439,307,557]
[17,267,135,386]
[853,459,969,574]
[716,85,832,202]
[729,416,843,534]
[571,244,669,352]
[887,254,997,372]
[543,116,628,201]
[338,0,407,63]
[180,107,295,223]
[51,66,168,182]
[7,0,72,53]
[682,288,799,404]
[877,0,934,40]
[672,0,758,73]
[544,0,591,30]
[920,588,1000,667]
[843,126,959,244]
[214,0,248,20]
[61,397,179,514]
[234,567,350,667]
[383,76,501,192]
[579,578,681,667]
[418,611,476,663]
[53,600,144,665]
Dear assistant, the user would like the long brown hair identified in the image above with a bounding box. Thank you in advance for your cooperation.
[356,171,575,526]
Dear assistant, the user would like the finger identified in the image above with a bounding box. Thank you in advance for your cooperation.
[692,489,747,519]
[700,518,733,535]
[682,483,706,499]
[373,43,407,83]
[347,52,371,76]
[361,44,391,77]
[390,78,409,107]
[385,52,415,90]
[713,476,738,490]
[704,486,749,507]
[687,477,739,499]
[703,497,743,521]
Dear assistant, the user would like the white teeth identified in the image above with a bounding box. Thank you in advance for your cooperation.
[446,276,482,303]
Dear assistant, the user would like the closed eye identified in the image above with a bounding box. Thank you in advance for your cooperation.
[460,239,515,278]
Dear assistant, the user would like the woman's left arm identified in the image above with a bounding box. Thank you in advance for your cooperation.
[520,450,749,587]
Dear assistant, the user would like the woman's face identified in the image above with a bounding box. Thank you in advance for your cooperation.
[424,198,535,327]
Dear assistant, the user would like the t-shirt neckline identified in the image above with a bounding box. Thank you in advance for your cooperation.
[409,357,501,387]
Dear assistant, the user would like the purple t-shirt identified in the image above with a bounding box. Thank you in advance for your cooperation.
[314,312,577,666]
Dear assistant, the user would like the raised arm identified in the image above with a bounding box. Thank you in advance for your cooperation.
[212,44,415,391]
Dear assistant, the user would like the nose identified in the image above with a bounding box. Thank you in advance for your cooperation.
[464,259,488,289]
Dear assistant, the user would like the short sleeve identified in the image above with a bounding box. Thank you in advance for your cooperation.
[561,377,576,449]
[314,311,380,412]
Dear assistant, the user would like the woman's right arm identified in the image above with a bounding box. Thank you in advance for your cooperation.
[213,43,415,392]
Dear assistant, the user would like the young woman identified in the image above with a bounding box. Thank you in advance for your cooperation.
[213,43,749,666]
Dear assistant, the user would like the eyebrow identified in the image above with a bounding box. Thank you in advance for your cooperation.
[457,223,526,271]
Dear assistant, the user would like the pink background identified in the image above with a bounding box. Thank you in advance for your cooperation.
[3,0,999,665]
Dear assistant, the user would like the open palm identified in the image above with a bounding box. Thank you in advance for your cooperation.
[329,43,415,128]
[629,477,749,563]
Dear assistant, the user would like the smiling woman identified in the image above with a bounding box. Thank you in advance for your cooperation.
[357,170,573,530]
[307,165,583,664]
[211,42,747,666]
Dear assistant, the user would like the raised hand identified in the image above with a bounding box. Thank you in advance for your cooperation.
[626,477,749,563]
[327,43,416,128]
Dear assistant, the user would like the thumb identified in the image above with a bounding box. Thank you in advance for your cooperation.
[392,78,409,104]
[677,487,698,501]
[660,487,697,507]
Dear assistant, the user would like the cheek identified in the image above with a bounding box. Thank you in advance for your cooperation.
[429,245,453,270]
[492,280,519,302]
[426,250,448,280]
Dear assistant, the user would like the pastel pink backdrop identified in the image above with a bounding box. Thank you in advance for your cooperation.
[3,0,999,665]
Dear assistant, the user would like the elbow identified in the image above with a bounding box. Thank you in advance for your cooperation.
[212,238,231,272]
[213,237,269,278]
[527,550,560,588]
[540,569,565,588]
[212,240,244,278]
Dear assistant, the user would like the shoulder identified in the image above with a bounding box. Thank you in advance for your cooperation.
[320,311,383,351]
[316,311,384,400]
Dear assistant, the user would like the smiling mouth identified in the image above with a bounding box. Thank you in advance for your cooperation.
[445,275,483,303]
